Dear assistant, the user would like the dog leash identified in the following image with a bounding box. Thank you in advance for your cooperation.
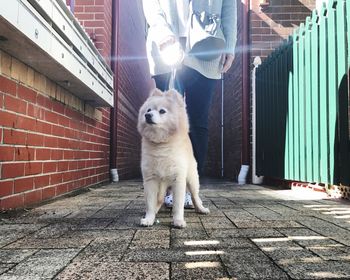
[168,68,177,90]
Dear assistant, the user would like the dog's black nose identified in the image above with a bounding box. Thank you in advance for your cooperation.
[145,113,153,124]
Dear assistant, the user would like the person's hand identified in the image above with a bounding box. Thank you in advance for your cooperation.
[221,53,235,73]
[159,36,176,51]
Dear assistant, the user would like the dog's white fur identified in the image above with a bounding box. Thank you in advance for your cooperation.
[137,89,209,228]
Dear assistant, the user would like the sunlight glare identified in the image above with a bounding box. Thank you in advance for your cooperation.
[184,261,221,269]
[185,250,225,256]
[311,207,350,211]
[322,210,350,215]
[184,240,220,246]
[333,215,350,219]
[252,237,289,243]
[289,236,328,240]
[310,272,343,278]
[303,205,332,208]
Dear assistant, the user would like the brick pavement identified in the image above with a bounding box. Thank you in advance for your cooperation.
[0,180,350,279]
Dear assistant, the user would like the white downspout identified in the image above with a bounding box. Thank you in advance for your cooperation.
[252,56,264,184]
[110,168,119,182]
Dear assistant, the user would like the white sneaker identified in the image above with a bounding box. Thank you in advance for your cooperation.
[184,192,194,209]
[164,194,173,208]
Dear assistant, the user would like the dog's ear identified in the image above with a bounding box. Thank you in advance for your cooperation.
[149,88,163,97]
[166,89,185,107]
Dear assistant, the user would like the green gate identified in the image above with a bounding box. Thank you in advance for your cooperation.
[256,0,350,186]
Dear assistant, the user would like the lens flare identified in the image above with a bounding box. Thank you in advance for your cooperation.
[160,42,184,66]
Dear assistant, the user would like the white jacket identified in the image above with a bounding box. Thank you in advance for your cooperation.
[143,0,237,79]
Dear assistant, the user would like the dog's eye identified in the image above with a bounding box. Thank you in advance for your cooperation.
[159,109,166,114]
[147,108,151,112]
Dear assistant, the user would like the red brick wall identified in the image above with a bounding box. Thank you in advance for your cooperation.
[251,0,315,60]
[73,0,150,179]
[70,0,150,179]
[116,0,150,179]
[0,64,110,210]
[73,0,113,63]
[0,0,114,210]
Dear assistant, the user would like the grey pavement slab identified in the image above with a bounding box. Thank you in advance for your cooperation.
[1,249,79,279]
[0,249,38,263]
[56,261,169,280]
[221,248,290,279]
[281,261,350,279]
[0,179,349,279]
[171,261,229,279]
[0,264,14,274]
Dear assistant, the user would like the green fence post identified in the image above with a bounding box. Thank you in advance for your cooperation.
[293,28,300,181]
[304,16,313,182]
[311,10,320,183]
[298,23,307,182]
[319,3,329,184]
[327,0,338,184]
[285,37,294,180]
[336,0,348,185]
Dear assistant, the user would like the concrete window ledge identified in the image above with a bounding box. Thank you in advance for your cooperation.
[0,0,114,107]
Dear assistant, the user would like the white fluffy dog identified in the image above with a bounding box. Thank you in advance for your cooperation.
[137,88,209,228]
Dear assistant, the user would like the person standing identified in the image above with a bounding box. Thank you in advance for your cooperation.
[142,0,237,207]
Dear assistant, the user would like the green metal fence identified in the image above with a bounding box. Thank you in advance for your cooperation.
[256,0,350,186]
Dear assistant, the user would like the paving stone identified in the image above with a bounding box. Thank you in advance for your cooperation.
[130,229,170,249]
[171,237,255,250]
[74,218,113,230]
[171,261,229,279]
[224,209,260,221]
[0,224,47,234]
[31,223,76,239]
[104,200,131,209]
[65,208,101,219]
[57,261,169,280]
[90,209,123,219]
[122,248,222,262]
[171,227,208,239]
[4,234,92,249]
[243,207,283,220]
[0,224,47,248]
[107,213,154,230]
[251,237,303,248]
[0,235,26,249]
[200,216,236,229]
[277,227,323,237]
[298,216,343,229]
[5,209,73,224]
[1,180,350,280]
[0,263,14,274]
[281,261,350,279]
[221,248,289,279]
[293,237,345,248]
[196,207,225,217]
[207,228,284,238]
[308,245,350,261]
[0,249,37,263]
[2,249,79,279]
[332,235,350,246]
[233,220,303,229]
[257,245,321,265]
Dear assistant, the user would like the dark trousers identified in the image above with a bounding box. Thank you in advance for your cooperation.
[153,66,217,176]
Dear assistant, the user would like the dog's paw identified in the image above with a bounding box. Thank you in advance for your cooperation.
[197,207,210,215]
[173,219,187,228]
[140,217,154,227]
